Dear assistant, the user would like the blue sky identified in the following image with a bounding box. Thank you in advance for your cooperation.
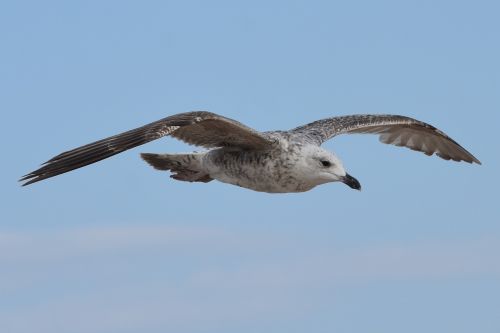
[1,0,499,332]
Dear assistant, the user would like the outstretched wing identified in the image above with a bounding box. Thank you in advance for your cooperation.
[291,114,481,164]
[21,111,274,186]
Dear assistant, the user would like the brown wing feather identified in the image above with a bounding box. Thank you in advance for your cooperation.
[291,114,481,164]
[20,111,273,186]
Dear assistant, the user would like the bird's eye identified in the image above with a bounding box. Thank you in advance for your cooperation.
[321,160,331,167]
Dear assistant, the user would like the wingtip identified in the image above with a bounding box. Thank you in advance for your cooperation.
[19,170,44,186]
[19,175,35,186]
[459,156,481,165]
[19,175,47,186]
[19,174,32,183]
[464,153,481,165]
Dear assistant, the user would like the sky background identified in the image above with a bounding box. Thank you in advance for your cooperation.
[1,0,499,332]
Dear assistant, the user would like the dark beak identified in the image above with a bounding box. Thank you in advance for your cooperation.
[342,173,361,191]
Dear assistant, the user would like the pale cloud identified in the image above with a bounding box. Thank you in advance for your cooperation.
[0,225,273,262]
[1,225,499,283]
[1,225,499,333]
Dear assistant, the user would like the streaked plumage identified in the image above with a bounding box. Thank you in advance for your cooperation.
[20,111,480,192]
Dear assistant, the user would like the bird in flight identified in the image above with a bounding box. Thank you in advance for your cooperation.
[20,111,480,192]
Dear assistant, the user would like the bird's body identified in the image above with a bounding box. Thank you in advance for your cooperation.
[139,131,330,193]
[204,147,295,192]
[157,136,338,193]
[21,111,480,192]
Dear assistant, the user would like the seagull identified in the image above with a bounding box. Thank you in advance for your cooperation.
[20,111,480,192]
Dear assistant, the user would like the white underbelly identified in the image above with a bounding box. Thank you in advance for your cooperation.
[202,148,316,193]
[210,165,313,193]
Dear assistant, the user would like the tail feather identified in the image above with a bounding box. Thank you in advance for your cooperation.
[141,153,180,170]
[140,153,213,183]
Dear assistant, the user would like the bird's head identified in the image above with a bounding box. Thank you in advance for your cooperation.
[300,145,361,191]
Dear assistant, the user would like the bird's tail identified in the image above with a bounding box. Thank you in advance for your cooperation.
[140,152,213,183]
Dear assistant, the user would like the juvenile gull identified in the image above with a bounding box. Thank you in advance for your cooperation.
[20,111,481,192]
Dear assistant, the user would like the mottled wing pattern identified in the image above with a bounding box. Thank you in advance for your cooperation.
[291,114,481,164]
[21,111,273,186]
